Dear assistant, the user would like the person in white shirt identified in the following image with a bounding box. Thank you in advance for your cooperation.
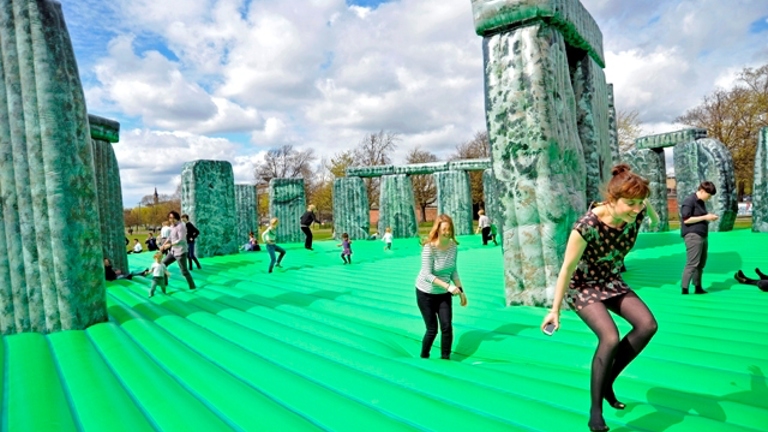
[381,227,393,250]
[475,209,492,245]
[127,238,143,254]
[148,252,171,297]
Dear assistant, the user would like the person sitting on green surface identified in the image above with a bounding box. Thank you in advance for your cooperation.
[541,164,658,432]
[104,258,147,281]
[734,268,768,292]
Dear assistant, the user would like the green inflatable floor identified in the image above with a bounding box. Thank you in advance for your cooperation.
[2,230,767,431]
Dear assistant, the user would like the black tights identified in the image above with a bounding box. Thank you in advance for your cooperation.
[577,292,658,428]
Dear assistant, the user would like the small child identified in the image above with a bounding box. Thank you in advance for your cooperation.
[490,223,499,246]
[338,233,353,264]
[381,227,393,250]
[148,252,170,298]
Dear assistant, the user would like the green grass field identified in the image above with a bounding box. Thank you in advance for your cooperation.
[3,227,767,431]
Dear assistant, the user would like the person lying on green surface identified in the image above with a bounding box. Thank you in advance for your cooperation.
[734,268,768,292]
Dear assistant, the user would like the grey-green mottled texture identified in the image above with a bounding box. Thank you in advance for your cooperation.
[471,0,605,67]
[483,24,586,307]
[673,138,738,231]
[346,165,395,178]
[234,184,259,246]
[87,114,119,143]
[91,136,128,273]
[268,178,306,243]
[333,177,370,240]
[622,148,669,232]
[753,127,768,232]
[181,160,239,257]
[0,0,107,334]
[482,169,501,229]
[636,128,707,150]
[607,83,619,165]
[572,54,612,204]
[448,159,492,171]
[393,162,449,175]
[378,174,418,238]
[435,171,474,236]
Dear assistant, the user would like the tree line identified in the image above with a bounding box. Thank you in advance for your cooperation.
[253,130,491,223]
[619,63,767,199]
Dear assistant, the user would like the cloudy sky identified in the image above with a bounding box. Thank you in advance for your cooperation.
[60,0,768,206]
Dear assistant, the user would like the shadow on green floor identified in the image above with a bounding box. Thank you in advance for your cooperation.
[612,366,767,432]
[453,323,537,362]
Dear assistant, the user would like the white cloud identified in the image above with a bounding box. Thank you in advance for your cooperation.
[90,35,262,134]
[114,129,243,205]
[66,0,768,201]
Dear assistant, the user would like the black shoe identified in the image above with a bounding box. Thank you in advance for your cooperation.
[682,288,689,295]
[694,286,708,294]
[735,270,750,284]
[190,286,196,290]
[605,397,625,410]
[588,423,609,432]
[756,267,768,280]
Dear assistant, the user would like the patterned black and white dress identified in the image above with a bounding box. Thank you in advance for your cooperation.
[566,204,646,311]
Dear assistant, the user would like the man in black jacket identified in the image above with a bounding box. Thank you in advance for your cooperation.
[679,181,718,295]
[300,204,320,250]
[182,214,202,270]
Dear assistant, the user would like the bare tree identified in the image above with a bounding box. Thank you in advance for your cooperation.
[406,147,438,222]
[450,131,489,207]
[677,63,768,198]
[352,130,399,208]
[254,144,317,201]
[617,109,642,153]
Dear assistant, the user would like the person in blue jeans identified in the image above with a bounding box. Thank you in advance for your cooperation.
[262,218,286,273]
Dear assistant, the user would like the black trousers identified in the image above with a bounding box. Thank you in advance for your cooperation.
[301,226,313,249]
[481,226,491,245]
[416,288,453,359]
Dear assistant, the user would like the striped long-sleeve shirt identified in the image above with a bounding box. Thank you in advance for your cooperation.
[415,242,458,294]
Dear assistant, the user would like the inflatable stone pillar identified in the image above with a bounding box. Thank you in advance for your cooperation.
[474,0,607,306]
[181,160,239,257]
[482,169,501,230]
[607,84,620,164]
[0,0,107,334]
[623,148,669,232]
[435,171,473,235]
[268,178,305,243]
[89,115,127,272]
[572,54,612,203]
[235,184,258,246]
[752,127,768,233]
[333,177,370,240]
[378,174,418,238]
[673,138,738,231]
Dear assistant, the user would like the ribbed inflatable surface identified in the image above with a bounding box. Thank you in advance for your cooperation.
[2,230,767,431]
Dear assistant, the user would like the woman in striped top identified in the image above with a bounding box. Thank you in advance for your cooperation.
[415,214,468,360]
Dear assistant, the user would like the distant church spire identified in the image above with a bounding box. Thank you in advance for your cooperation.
[153,187,159,205]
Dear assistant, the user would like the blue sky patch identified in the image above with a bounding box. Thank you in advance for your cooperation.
[749,16,768,34]
[347,0,390,8]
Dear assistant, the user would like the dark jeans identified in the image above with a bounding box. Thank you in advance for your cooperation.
[188,241,201,269]
[162,252,196,290]
[266,244,286,272]
[682,233,708,288]
[416,288,453,359]
[301,226,313,249]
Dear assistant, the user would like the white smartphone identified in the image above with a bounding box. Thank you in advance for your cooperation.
[543,323,556,336]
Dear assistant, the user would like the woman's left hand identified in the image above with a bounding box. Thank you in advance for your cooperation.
[459,292,468,307]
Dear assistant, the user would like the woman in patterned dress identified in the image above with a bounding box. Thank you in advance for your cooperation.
[540,164,659,432]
